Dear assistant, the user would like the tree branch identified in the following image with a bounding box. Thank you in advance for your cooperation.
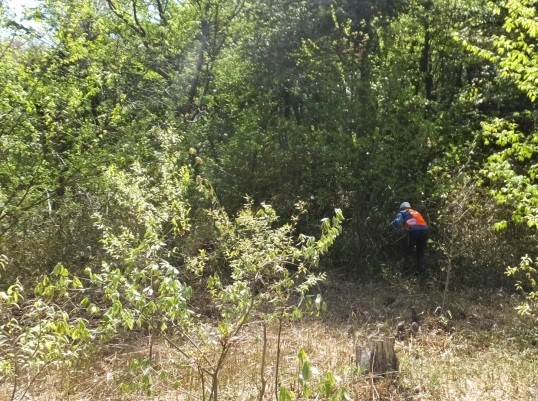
[131,0,147,38]
[105,0,146,41]
[155,0,168,26]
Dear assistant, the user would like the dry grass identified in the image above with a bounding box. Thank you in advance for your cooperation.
[2,272,537,401]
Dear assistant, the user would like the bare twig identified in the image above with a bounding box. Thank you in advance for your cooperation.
[258,322,268,401]
[274,318,283,401]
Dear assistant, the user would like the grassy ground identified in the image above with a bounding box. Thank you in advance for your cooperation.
[3,272,537,400]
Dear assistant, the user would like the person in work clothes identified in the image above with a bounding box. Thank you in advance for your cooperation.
[389,202,429,276]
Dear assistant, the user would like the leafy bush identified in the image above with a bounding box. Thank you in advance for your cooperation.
[506,255,538,320]
[0,261,91,401]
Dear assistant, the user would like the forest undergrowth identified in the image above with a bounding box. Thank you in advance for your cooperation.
[2,271,536,401]
[2,0,538,399]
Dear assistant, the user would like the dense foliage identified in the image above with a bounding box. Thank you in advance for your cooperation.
[0,0,537,398]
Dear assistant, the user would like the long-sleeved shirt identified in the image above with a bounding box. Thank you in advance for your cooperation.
[390,208,429,231]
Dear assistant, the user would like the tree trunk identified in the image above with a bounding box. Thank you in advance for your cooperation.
[418,0,434,100]
[356,336,398,376]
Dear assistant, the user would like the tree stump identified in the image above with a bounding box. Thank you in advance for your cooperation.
[356,336,398,376]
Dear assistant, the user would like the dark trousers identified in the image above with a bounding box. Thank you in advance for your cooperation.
[404,230,428,275]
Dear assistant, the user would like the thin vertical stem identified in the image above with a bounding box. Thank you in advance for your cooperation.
[258,322,268,401]
[274,318,283,401]
[442,261,452,310]
[10,350,18,401]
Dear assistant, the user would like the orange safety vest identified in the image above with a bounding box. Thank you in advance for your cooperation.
[404,209,428,229]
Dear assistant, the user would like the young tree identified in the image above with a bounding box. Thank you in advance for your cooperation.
[464,0,538,314]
